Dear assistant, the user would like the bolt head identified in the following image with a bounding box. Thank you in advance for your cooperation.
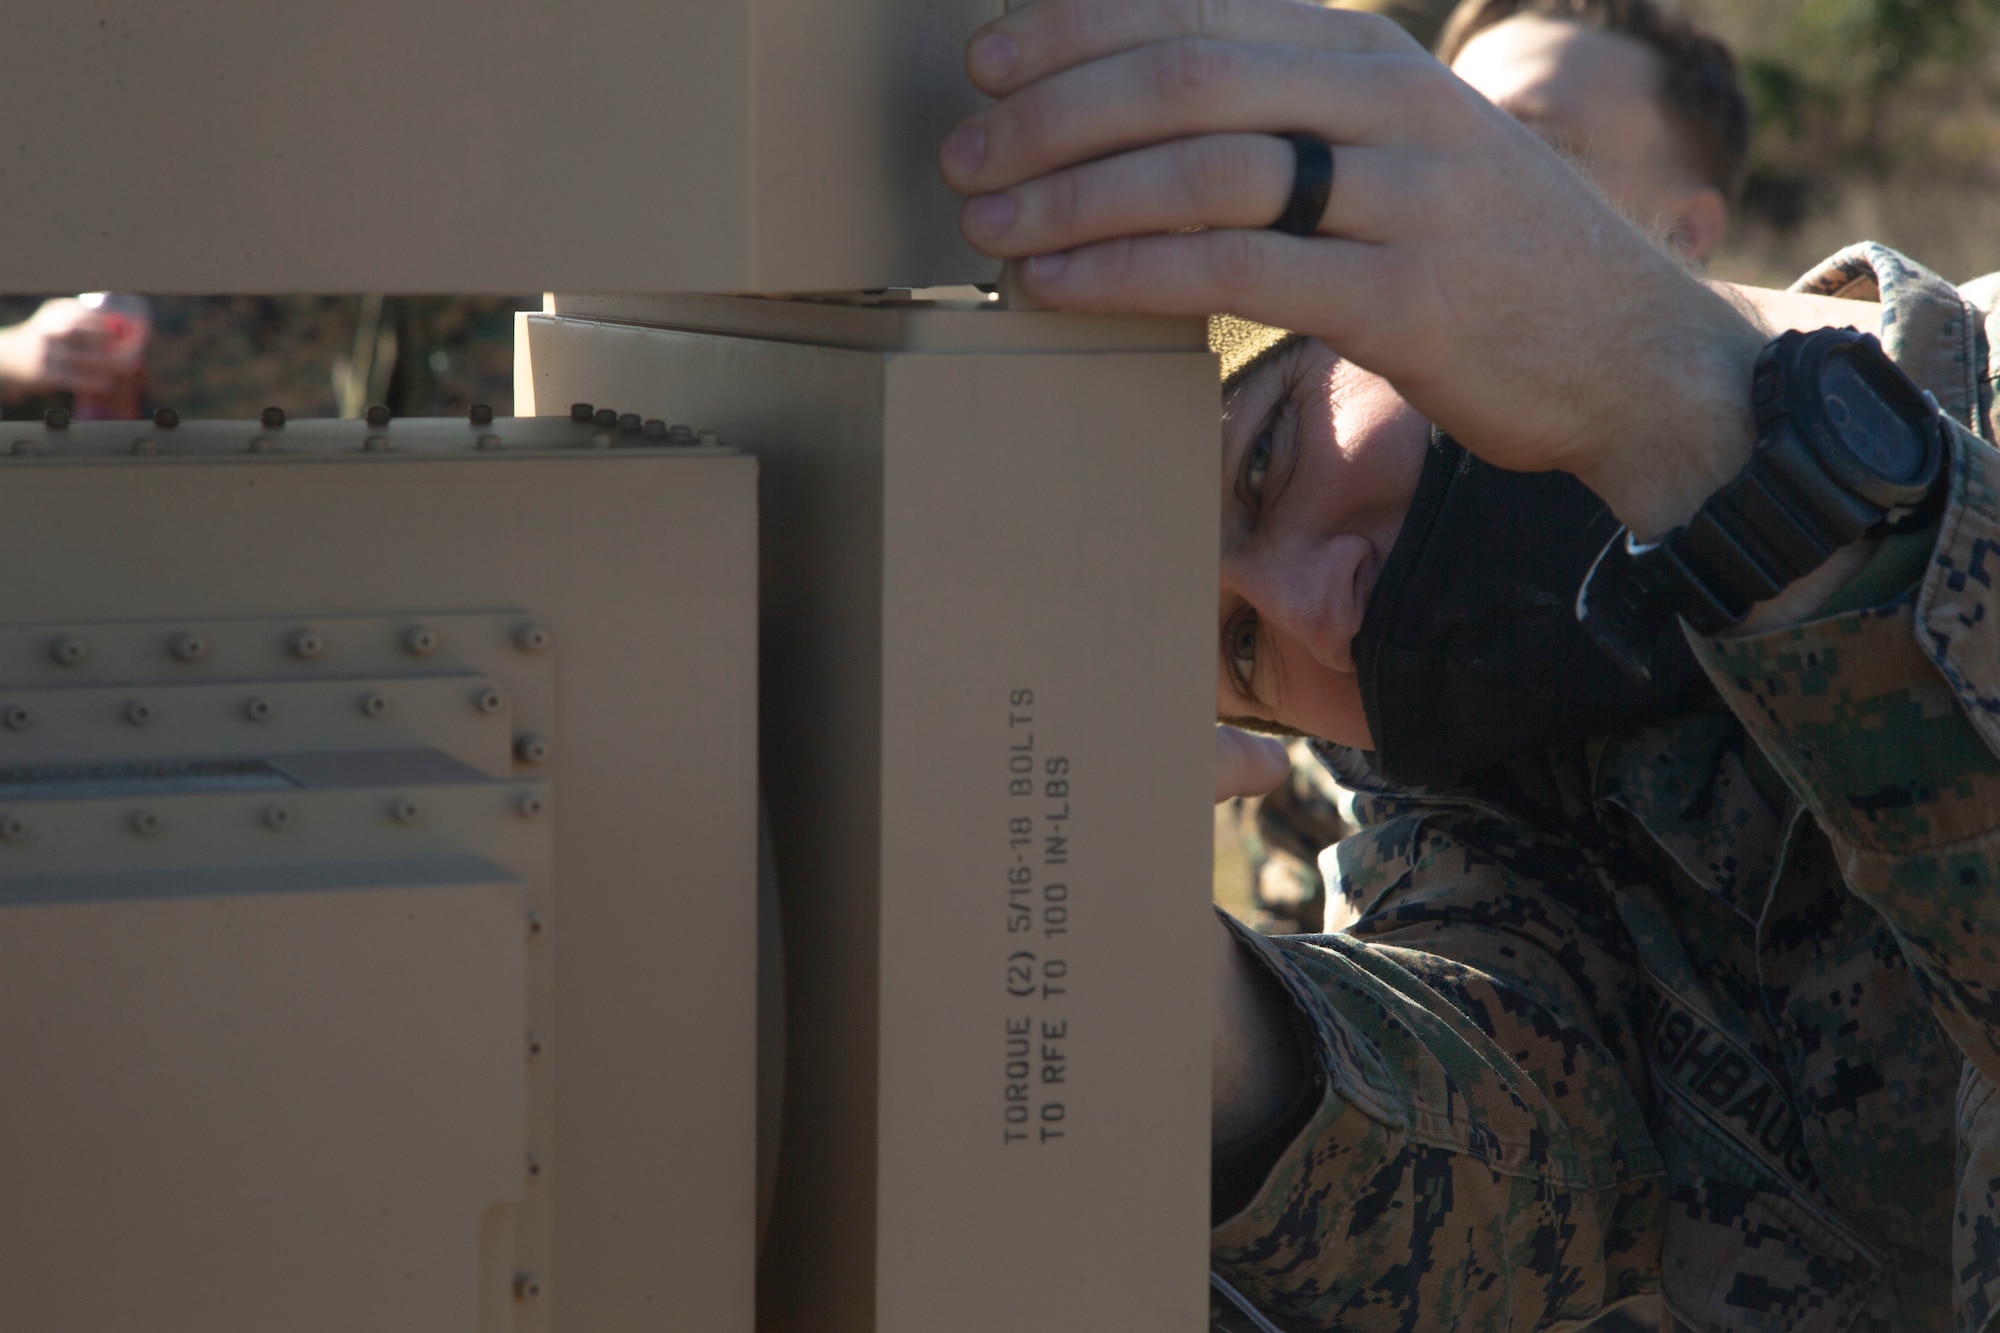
[130,437,157,455]
[50,636,89,667]
[402,626,439,657]
[514,1272,543,1302]
[470,403,494,425]
[390,797,423,825]
[0,814,27,842]
[243,696,273,722]
[287,628,325,660]
[513,621,550,654]
[366,404,391,426]
[43,407,69,430]
[593,407,618,428]
[169,631,207,663]
[476,433,502,451]
[362,434,389,452]
[514,733,550,765]
[475,688,505,715]
[128,809,163,837]
[360,691,391,719]
[516,791,546,819]
[153,407,180,429]
[618,413,642,433]
[124,700,154,726]
[262,803,296,831]
[248,436,274,454]
[3,704,32,731]
[569,402,594,424]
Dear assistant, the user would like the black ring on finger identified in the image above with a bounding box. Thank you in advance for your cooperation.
[1268,133,1333,237]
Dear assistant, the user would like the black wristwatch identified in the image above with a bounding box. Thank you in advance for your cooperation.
[1578,326,1950,681]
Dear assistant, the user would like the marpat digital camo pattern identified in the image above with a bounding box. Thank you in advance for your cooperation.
[1212,244,2000,1332]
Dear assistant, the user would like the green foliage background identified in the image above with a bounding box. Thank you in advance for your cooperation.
[1689,0,2000,284]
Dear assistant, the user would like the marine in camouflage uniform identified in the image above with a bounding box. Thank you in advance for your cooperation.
[1212,243,2000,1331]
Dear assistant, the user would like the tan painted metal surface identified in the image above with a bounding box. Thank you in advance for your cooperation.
[520,303,1216,1333]
[0,0,1000,293]
[0,424,758,1332]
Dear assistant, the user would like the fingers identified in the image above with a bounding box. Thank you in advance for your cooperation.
[963,138,1405,256]
[942,39,1443,197]
[968,0,1415,97]
[1215,724,1290,803]
[1006,228,1392,342]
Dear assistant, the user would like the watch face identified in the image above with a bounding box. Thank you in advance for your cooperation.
[1822,352,1926,483]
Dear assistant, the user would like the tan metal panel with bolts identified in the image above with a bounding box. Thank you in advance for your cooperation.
[519,302,1217,1333]
[0,432,758,1333]
[0,0,999,293]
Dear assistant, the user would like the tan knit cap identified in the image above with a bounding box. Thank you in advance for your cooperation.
[1209,314,1295,383]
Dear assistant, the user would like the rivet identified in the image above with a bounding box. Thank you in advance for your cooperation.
[123,700,154,727]
[470,403,494,425]
[593,408,618,429]
[514,621,550,653]
[2,704,30,731]
[569,402,594,424]
[362,434,389,452]
[618,412,642,433]
[169,631,207,663]
[525,1032,544,1058]
[525,1152,543,1177]
[474,688,504,715]
[514,733,550,765]
[643,418,668,438]
[514,1271,543,1302]
[476,433,502,451]
[153,407,180,429]
[247,436,274,454]
[130,437,156,455]
[10,440,38,457]
[50,636,89,667]
[0,814,27,842]
[365,405,391,427]
[43,407,69,430]
[390,796,423,825]
[360,691,391,718]
[260,406,286,428]
[243,696,273,723]
[516,792,546,820]
[128,808,164,837]
[402,625,438,657]
[287,628,325,660]
[262,802,296,831]
[667,424,696,445]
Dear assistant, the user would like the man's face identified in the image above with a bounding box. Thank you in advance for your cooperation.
[1450,16,1709,253]
[1217,340,1429,748]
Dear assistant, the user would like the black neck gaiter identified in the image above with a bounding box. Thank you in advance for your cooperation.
[1351,430,1710,787]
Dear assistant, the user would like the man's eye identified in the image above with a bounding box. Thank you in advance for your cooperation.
[1244,429,1273,504]
[1227,612,1259,692]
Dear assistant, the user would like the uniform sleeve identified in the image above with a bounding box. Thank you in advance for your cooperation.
[1211,800,1664,1331]
[1687,418,2000,1092]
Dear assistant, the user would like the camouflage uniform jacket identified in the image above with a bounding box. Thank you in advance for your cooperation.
[1213,244,2000,1333]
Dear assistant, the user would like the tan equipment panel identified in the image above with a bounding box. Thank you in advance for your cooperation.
[0,418,758,1333]
[0,0,999,293]
[521,299,1217,1333]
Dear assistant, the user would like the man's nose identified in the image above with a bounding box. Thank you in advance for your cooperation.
[1221,544,1358,676]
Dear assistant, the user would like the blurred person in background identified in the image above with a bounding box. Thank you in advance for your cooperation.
[0,295,532,422]
[1234,0,1751,941]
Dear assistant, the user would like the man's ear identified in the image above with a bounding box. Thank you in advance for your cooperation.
[1665,187,1729,264]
